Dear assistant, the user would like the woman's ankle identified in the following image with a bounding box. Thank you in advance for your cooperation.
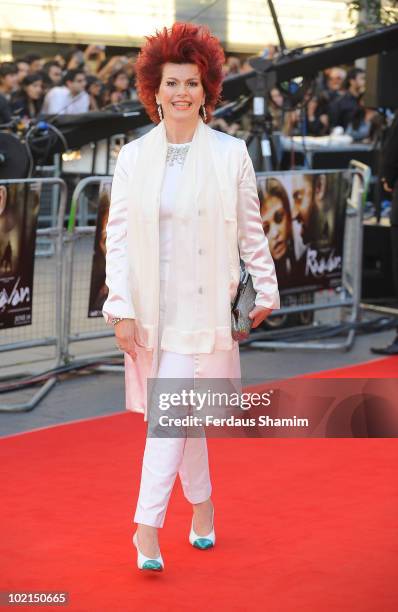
[137,523,159,533]
[192,497,213,512]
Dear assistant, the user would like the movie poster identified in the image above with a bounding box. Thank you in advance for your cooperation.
[257,171,347,294]
[0,182,41,329]
[88,181,111,317]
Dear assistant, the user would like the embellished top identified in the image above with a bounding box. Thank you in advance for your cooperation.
[165,141,191,167]
[160,141,192,280]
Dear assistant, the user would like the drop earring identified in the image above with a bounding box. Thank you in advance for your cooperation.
[201,103,207,122]
[157,101,163,121]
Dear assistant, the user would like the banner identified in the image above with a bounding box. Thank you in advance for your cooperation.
[0,182,41,329]
[257,171,347,294]
[88,181,111,317]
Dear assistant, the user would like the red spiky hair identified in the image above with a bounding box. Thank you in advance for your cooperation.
[135,22,225,124]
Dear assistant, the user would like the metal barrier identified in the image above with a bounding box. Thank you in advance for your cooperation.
[62,163,370,367]
[249,161,371,351]
[0,163,371,413]
[0,177,67,412]
[62,176,119,366]
[35,154,62,257]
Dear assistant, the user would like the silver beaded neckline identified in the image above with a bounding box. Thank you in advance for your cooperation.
[166,142,191,167]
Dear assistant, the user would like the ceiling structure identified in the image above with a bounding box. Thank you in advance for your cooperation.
[0,0,354,55]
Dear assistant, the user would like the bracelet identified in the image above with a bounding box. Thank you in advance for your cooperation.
[111,317,125,326]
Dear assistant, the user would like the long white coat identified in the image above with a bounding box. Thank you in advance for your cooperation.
[103,118,280,420]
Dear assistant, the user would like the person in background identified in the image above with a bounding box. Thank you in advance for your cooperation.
[22,53,45,73]
[53,54,66,70]
[261,44,279,60]
[124,53,139,100]
[43,61,63,87]
[86,75,104,111]
[84,44,107,75]
[371,111,398,355]
[10,73,43,122]
[15,59,30,85]
[105,69,130,105]
[329,67,369,140]
[42,68,89,115]
[240,58,254,73]
[306,96,329,136]
[225,56,241,76]
[324,67,346,104]
[0,62,19,124]
[268,87,284,131]
[97,55,129,83]
[64,47,85,71]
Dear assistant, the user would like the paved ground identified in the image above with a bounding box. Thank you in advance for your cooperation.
[0,321,394,438]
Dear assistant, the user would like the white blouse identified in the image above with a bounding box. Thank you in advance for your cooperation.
[159,141,191,281]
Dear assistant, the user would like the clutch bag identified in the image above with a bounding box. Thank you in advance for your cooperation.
[231,262,257,341]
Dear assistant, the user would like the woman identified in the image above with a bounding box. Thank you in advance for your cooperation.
[10,73,43,122]
[85,75,104,111]
[102,22,280,572]
[260,177,294,284]
[105,69,130,105]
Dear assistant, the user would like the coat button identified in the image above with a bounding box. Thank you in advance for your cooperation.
[198,248,203,255]
[198,286,203,294]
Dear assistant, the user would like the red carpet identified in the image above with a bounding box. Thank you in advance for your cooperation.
[0,357,397,611]
[305,355,398,378]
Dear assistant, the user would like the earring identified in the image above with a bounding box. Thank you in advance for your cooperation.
[201,104,207,122]
[157,103,163,121]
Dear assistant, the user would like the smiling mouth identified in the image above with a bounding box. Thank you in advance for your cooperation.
[172,102,192,108]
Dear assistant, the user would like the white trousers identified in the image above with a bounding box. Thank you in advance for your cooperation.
[133,280,212,528]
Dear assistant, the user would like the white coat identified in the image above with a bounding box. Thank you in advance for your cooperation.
[103,117,280,420]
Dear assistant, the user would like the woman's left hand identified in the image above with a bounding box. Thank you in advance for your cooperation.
[248,306,273,328]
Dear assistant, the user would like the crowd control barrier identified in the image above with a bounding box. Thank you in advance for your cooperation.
[250,161,371,351]
[0,163,371,414]
[0,177,67,412]
[62,161,370,370]
[62,176,119,367]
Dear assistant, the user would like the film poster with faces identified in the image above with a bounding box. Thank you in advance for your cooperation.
[257,172,347,294]
[0,183,41,330]
[88,180,111,317]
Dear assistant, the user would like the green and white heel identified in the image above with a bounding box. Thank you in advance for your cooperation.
[189,507,215,550]
[133,531,164,571]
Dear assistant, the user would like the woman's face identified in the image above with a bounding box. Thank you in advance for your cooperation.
[89,82,101,96]
[25,80,43,101]
[156,63,205,124]
[17,62,29,83]
[114,72,129,91]
[270,88,283,108]
[261,196,291,260]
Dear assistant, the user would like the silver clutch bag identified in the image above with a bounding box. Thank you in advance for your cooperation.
[231,262,257,341]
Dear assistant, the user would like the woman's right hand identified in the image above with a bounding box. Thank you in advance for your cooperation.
[114,319,137,360]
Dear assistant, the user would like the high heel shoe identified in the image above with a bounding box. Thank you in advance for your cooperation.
[189,506,215,550]
[133,530,164,571]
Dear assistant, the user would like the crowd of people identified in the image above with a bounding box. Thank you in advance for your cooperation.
[268,65,383,143]
[0,43,382,143]
[0,46,142,124]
